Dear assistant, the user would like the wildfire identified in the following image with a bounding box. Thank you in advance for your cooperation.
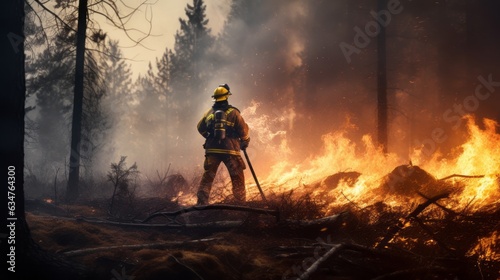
[418,116,500,212]
[467,230,500,261]
[245,114,499,213]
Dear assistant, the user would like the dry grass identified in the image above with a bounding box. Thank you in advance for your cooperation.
[25,185,500,280]
[267,190,327,221]
[26,201,289,280]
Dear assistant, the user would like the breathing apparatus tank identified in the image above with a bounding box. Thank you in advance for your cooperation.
[213,109,227,141]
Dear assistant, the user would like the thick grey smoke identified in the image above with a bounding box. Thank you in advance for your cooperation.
[25,0,500,199]
[112,0,500,183]
[204,0,500,176]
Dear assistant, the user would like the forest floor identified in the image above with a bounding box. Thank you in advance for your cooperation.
[25,195,500,280]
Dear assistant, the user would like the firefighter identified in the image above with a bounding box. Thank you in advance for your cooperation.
[196,84,250,205]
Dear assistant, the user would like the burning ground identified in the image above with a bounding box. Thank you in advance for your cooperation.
[26,116,500,279]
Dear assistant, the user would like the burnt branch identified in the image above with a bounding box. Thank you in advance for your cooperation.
[141,204,280,223]
[438,174,485,181]
[299,244,344,280]
[416,191,457,216]
[377,192,450,249]
[285,212,346,227]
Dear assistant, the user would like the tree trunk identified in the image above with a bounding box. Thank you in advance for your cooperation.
[67,0,89,201]
[1,0,28,277]
[377,0,388,153]
[1,1,92,279]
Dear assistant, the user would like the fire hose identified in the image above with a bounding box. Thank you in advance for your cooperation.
[242,149,267,202]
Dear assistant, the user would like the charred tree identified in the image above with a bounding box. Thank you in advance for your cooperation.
[67,0,88,202]
[1,1,91,279]
[29,0,151,201]
[377,0,388,153]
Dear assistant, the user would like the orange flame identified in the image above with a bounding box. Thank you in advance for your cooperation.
[417,116,500,212]
[243,113,499,213]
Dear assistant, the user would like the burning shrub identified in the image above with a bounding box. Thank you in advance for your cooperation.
[321,171,361,189]
[379,164,436,195]
[270,190,327,221]
[143,167,190,201]
[163,174,188,199]
[379,164,455,197]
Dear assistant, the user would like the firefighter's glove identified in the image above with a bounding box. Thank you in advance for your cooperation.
[240,138,250,150]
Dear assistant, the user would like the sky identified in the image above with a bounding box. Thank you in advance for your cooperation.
[100,0,231,78]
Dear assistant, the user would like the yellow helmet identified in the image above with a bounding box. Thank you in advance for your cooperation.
[212,84,232,101]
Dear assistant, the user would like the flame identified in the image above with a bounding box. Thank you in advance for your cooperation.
[467,231,500,261]
[244,113,499,213]
[179,100,499,216]
[417,116,500,212]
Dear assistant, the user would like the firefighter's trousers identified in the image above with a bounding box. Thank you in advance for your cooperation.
[197,153,246,204]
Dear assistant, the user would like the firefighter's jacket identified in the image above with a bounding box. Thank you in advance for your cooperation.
[197,101,249,156]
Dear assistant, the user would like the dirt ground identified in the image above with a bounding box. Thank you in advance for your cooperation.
[25,196,500,280]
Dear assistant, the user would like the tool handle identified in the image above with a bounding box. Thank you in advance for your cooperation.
[243,149,267,202]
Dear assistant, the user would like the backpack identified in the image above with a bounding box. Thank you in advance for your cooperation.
[207,106,236,141]
[213,109,227,140]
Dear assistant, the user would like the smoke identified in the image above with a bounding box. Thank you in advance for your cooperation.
[102,0,500,184]
[177,0,500,182]
[25,0,500,198]
[200,0,375,175]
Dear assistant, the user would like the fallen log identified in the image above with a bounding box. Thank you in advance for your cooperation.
[142,204,279,223]
[31,214,244,228]
[285,212,346,227]
[30,211,346,230]
[62,237,222,257]
[79,217,244,228]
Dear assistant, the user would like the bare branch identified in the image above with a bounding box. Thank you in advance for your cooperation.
[438,174,486,181]
[299,244,344,280]
[25,0,51,52]
[32,0,77,33]
[376,192,450,249]
[95,0,155,49]
[31,0,155,51]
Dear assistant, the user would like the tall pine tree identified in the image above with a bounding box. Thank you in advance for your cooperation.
[169,0,214,105]
[100,39,134,160]
[167,0,215,157]
[29,24,75,169]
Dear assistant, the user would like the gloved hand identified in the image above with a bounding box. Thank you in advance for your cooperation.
[240,137,250,150]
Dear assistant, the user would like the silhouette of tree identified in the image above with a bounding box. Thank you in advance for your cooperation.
[29,0,153,201]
